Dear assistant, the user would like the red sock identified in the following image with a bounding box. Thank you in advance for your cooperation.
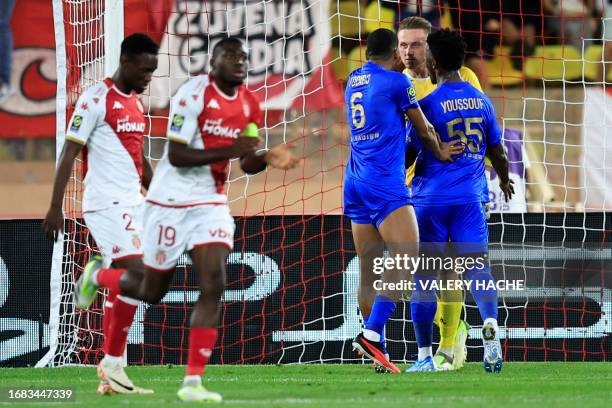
[186,327,218,376]
[105,295,138,357]
[96,268,125,295]
[102,291,118,354]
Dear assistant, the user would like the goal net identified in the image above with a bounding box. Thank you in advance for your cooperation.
[44,0,611,367]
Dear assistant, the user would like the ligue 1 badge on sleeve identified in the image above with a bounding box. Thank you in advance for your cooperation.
[70,115,83,132]
[171,114,185,132]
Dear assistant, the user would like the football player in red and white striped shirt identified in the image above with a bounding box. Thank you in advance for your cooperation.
[43,33,158,395]
[75,37,299,402]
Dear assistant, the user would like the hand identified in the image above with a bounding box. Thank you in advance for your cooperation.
[499,179,515,202]
[42,205,64,241]
[229,137,261,159]
[265,144,300,170]
[436,137,465,163]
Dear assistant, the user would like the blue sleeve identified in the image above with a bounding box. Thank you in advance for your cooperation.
[395,73,419,111]
[484,96,502,147]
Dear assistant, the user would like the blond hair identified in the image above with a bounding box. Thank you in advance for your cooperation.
[398,16,432,33]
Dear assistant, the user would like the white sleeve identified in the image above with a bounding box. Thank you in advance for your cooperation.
[65,90,102,145]
[167,82,202,145]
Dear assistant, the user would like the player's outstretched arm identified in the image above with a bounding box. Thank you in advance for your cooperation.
[42,140,83,241]
[487,143,514,202]
[168,137,260,167]
[240,144,300,174]
[406,107,463,162]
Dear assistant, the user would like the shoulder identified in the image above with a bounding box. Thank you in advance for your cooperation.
[77,81,110,112]
[176,75,210,98]
[240,86,259,104]
[385,69,409,83]
[459,66,482,91]
[419,85,443,107]
[174,75,209,110]
[80,80,111,100]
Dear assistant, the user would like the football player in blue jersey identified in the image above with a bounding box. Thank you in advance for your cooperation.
[405,29,513,373]
[345,28,464,373]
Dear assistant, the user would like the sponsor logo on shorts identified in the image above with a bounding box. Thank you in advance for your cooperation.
[70,115,83,132]
[209,228,232,239]
[170,114,185,132]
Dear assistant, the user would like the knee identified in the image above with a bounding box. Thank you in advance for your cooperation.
[142,288,166,304]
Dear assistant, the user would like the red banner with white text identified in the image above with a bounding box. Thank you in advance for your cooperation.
[0,0,342,139]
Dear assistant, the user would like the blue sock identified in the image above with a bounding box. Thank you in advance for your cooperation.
[410,273,437,349]
[365,295,396,337]
[467,264,498,321]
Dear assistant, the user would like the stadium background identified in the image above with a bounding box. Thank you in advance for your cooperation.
[0,0,610,369]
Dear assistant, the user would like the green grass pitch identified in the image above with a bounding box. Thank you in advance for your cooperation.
[1,363,611,407]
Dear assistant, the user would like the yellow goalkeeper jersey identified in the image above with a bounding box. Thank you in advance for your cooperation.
[405,66,482,186]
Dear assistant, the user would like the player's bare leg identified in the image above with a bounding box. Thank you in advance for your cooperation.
[352,205,419,374]
[176,244,227,403]
[93,257,153,395]
[351,222,387,371]
[76,258,174,394]
[352,222,384,320]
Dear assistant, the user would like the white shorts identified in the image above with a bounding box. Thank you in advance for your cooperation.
[142,202,235,271]
[83,204,144,266]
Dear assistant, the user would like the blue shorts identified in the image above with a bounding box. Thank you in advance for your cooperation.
[344,177,412,228]
[415,202,488,253]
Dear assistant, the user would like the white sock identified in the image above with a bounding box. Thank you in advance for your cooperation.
[117,295,139,305]
[183,375,201,387]
[418,346,432,361]
[437,347,453,358]
[103,354,123,365]
[91,269,100,285]
[363,329,381,343]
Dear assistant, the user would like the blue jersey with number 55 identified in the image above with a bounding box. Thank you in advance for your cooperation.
[345,61,419,186]
[408,81,502,205]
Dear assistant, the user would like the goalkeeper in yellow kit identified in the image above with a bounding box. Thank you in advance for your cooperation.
[399,16,480,370]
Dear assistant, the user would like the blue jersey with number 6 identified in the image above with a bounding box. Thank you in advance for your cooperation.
[408,81,502,205]
[345,61,419,186]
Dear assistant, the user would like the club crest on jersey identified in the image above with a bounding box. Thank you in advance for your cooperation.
[70,115,83,132]
[155,250,166,265]
[116,116,145,133]
[132,234,141,250]
[202,118,241,139]
[171,114,184,132]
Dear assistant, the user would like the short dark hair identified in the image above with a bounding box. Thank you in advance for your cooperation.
[398,16,432,33]
[120,33,159,57]
[366,28,398,59]
[212,37,245,58]
[427,29,466,71]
